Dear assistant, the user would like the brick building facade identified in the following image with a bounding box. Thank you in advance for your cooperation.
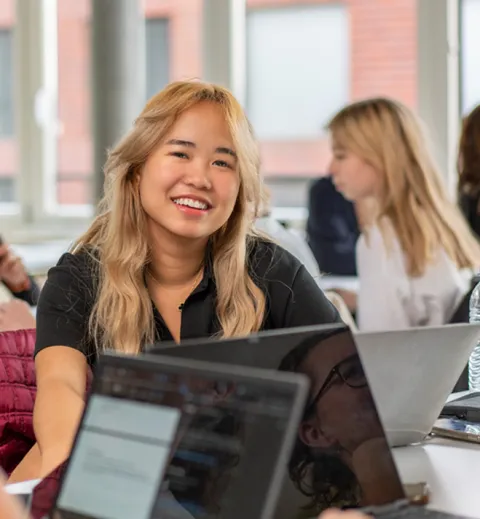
[0,0,416,206]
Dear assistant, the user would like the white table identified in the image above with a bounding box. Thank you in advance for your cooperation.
[393,437,480,518]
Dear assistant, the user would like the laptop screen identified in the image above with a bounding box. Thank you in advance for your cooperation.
[32,358,302,519]
[150,324,406,517]
[274,326,405,516]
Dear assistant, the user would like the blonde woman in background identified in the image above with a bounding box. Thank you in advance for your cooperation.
[18,80,340,482]
[328,98,480,331]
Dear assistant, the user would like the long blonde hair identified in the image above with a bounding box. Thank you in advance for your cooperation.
[73,81,267,353]
[328,97,480,277]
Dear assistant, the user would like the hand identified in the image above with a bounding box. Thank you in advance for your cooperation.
[0,299,36,332]
[320,510,369,519]
[331,288,357,312]
[0,244,30,292]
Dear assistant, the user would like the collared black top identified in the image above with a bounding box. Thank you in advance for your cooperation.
[34,238,341,366]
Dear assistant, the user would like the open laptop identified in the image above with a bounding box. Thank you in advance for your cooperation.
[149,323,480,447]
[146,324,477,519]
[27,353,308,519]
[355,323,480,446]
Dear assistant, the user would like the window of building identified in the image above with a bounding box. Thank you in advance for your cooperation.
[461,0,480,114]
[246,5,349,140]
[145,18,170,101]
[0,28,13,137]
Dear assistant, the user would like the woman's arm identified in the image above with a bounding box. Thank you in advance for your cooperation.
[32,253,95,475]
[34,347,88,476]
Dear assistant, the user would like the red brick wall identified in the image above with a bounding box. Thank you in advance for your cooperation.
[0,0,417,202]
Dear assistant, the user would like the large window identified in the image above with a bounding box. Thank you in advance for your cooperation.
[0,29,13,137]
[461,0,480,114]
[146,18,170,101]
[247,5,349,140]
[55,0,93,211]
[246,0,417,210]
[0,1,16,211]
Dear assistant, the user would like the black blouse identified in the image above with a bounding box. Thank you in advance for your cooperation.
[34,239,341,366]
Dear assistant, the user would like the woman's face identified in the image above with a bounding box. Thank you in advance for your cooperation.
[139,101,241,244]
[297,333,383,454]
[329,143,380,202]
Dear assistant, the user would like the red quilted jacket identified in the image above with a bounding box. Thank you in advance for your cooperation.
[0,328,37,475]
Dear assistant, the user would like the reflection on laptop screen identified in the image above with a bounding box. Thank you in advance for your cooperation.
[276,326,405,516]
[47,360,299,519]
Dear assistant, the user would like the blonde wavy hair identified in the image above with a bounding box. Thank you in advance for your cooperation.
[72,81,267,354]
[328,97,480,277]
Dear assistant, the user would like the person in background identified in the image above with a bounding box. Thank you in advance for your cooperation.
[306,176,359,276]
[328,98,480,331]
[458,104,480,238]
[0,238,40,306]
[21,80,340,482]
[255,192,321,278]
[0,299,36,332]
[0,239,37,331]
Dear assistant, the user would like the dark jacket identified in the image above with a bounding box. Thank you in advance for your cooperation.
[8,276,40,306]
[459,191,480,239]
[0,328,37,475]
[306,177,360,276]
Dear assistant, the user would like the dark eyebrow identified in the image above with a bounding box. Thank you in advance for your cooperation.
[166,139,237,159]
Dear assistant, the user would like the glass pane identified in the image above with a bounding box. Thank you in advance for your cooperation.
[144,0,202,83]
[246,0,417,212]
[56,0,93,209]
[53,0,201,210]
[0,0,17,211]
[461,0,480,114]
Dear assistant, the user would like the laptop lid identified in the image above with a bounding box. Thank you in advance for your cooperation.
[355,323,480,446]
[149,324,407,516]
[35,353,308,519]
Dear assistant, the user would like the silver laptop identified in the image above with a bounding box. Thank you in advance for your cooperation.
[28,353,308,519]
[355,323,480,446]
[149,324,476,518]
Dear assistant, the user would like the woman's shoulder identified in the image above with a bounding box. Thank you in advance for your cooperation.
[46,248,99,292]
[247,235,303,283]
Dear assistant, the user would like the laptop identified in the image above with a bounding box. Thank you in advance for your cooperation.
[147,324,476,519]
[149,323,480,448]
[355,324,480,446]
[27,353,308,519]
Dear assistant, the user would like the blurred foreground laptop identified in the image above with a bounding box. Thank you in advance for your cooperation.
[150,323,480,447]
[27,353,308,519]
[355,323,480,445]
[147,325,478,518]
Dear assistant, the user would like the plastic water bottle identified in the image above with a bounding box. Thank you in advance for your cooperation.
[469,280,480,390]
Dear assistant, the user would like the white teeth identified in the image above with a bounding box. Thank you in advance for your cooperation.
[173,198,208,210]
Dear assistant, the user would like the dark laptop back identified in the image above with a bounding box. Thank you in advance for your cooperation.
[148,324,406,516]
[32,353,308,519]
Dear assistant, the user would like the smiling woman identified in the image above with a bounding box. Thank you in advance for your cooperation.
[19,80,342,481]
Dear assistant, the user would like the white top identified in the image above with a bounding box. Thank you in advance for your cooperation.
[357,221,470,331]
[255,217,320,278]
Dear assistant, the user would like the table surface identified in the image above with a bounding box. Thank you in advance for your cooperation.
[393,436,480,518]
